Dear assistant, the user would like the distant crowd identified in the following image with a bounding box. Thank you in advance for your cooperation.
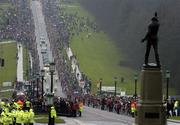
[0,0,39,75]
[167,99,180,117]
[82,95,137,117]
[41,0,99,97]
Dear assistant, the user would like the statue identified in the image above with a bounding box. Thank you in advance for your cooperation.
[141,12,160,67]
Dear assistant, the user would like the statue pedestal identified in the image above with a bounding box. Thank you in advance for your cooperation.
[135,65,166,125]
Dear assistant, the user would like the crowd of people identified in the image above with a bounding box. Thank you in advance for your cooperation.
[0,97,59,125]
[0,99,35,125]
[0,0,39,77]
[54,97,84,117]
[41,0,99,97]
[83,94,180,118]
[41,0,81,97]
[82,95,137,117]
[167,100,180,117]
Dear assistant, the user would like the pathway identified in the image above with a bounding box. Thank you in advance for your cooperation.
[17,43,23,82]
[31,0,66,98]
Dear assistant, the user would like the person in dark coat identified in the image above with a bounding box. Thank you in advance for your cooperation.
[141,12,160,67]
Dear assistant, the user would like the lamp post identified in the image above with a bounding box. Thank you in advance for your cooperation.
[50,62,55,93]
[48,62,55,125]
[166,70,170,101]
[114,77,117,97]
[36,73,40,99]
[134,73,138,100]
[32,79,35,98]
[99,78,102,96]
[41,69,45,100]
[41,69,45,111]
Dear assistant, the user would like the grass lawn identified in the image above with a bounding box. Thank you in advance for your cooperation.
[61,1,138,94]
[61,1,95,20]
[35,114,65,123]
[23,46,29,80]
[169,116,180,120]
[71,32,136,94]
[0,2,14,28]
[0,42,17,86]
[0,91,13,98]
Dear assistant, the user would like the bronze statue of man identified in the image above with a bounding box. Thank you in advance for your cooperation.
[141,12,160,67]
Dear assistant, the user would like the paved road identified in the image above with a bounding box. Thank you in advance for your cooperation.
[74,106,134,125]
[31,0,66,98]
[69,107,180,125]
[17,43,24,81]
[34,106,180,125]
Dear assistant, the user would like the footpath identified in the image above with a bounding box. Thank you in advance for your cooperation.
[66,48,84,89]
[16,43,23,81]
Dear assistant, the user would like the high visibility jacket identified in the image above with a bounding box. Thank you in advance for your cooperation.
[1,112,9,125]
[28,109,34,123]
[131,102,136,113]
[79,102,84,112]
[4,107,9,114]
[26,101,31,108]
[23,111,29,123]
[16,110,24,124]
[0,116,2,124]
[79,107,83,112]
[6,113,13,125]
[0,102,5,107]
[6,103,10,108]
[14,102,19,109]
[11,109,16,118]
[2,115,8,125]
[0,112,5,124]
[174,101,179,108]
[51,107,57,118]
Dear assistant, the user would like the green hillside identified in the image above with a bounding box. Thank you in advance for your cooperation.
[61,1,138,94]
[0,42,17,86]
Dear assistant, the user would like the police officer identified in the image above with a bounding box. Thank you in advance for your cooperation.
[7,111,13,125]
[1,111,6,125]
[28,109,34,125]
[78,102,83,117]
[23,110,29,125]
[25,99,31,111]
[16,109,23,125]
[131,101,137,117]
[11,109,16,125]
[49,106,57,125]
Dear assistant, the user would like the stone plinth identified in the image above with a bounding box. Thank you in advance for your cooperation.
[135,65,166,125]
